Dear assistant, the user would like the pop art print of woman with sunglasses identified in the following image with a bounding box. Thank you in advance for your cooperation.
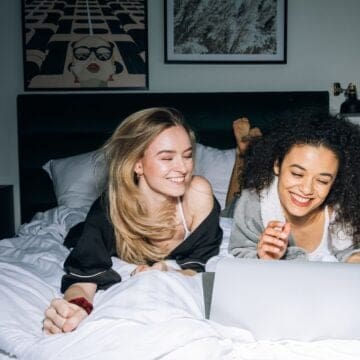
[68,35,124,88]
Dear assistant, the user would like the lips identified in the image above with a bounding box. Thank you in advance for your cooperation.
[168,176,185,184]
[290,193,312,207]
[87,63,100,73]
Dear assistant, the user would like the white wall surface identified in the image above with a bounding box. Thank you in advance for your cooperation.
[1,0,360,229]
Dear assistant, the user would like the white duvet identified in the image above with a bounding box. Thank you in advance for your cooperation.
[1,207,360,360]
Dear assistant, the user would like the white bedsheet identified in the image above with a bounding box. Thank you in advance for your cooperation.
[1,208,360,359]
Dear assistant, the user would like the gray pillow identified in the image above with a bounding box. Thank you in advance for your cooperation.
[43,144,236,210]
[43,151,106,208]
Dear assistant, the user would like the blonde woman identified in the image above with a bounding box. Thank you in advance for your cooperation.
[43,107,222,334]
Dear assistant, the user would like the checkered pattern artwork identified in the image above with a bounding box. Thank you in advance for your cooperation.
[22,0,148,90]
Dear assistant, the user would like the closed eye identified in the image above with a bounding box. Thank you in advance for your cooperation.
[183,149,193,158]
[317,179,330,185]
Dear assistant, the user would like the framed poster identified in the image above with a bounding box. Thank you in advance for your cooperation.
[165,0,287,64]
[21,0,148,90]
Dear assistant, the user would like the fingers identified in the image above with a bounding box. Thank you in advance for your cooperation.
[130,262,169,277]
[258,238,287,258]
[44,305,66,330]
[257,221,290,260]
[50,298,74,318]
[282,222,291,236]
[43,298,88,335]
[151,261,168,271]
[43,298,68,334]
[233,118,262,155]
[62,308,88,333]
[346,253,360,263]
[43,318,63,335]
[131,264,151,276]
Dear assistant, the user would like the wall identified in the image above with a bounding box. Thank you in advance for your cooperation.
[1,0,360,229]
[0,0,23,230]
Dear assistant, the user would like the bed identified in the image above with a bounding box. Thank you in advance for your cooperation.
[3,91,360,359]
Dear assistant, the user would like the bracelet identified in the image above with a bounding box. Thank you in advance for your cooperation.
[68,297,93,315]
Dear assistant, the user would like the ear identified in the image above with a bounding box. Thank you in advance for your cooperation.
[134,160,143,176]
[273,160,280,176]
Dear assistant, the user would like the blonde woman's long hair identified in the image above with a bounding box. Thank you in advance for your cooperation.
[102,107,196,264]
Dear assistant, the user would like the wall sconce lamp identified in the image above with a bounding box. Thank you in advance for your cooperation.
[333,82,360,114]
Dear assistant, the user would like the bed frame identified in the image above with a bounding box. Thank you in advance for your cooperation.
[17,91,329,223]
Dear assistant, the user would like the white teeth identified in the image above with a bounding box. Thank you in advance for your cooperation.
[292,193,310,203]
[169,177,184,183]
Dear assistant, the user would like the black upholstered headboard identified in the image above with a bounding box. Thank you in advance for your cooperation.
[17,91,329,223]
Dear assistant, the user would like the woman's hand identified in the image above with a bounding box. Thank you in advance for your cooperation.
[257,221,291,260]
[131,261,169,276]
[43,298,89,335]
[346,253,360,263]
[43,282,96,335]
[131,262,197,277]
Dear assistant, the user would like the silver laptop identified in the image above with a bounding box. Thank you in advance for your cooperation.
[209,257,360,341]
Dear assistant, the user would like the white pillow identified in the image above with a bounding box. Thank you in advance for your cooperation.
[43,144,236,210]
[43,151,106,208]
[194,144,236,209]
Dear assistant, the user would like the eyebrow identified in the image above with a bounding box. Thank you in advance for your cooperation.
[290,164,335,179]
[156,147,192,156]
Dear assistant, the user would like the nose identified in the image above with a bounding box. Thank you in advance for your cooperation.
[299,176,314,195]
[89,50,97,61]
[174,156,188,173]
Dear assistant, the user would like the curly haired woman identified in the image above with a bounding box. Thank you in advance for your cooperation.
[229,114,360,263]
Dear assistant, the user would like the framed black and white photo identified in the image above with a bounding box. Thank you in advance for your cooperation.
[21,0,148,91]
[165,0,287,64]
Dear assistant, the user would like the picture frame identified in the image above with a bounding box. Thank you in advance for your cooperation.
[21,0,148,91]
[165,0,287,64]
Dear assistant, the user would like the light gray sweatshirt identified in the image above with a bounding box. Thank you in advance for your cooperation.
[229,188,359,262]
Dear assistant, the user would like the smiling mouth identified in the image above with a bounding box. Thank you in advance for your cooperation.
[168,176,185,183]
[290,193,312,207]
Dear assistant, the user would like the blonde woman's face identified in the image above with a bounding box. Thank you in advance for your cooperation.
[274,144,339,222]
[134,125,193,201]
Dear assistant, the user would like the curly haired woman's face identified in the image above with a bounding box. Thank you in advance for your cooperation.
[274,144,339,221]
[134,125,193,201]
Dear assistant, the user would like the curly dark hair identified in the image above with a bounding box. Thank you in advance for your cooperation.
[242,113,360,244]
